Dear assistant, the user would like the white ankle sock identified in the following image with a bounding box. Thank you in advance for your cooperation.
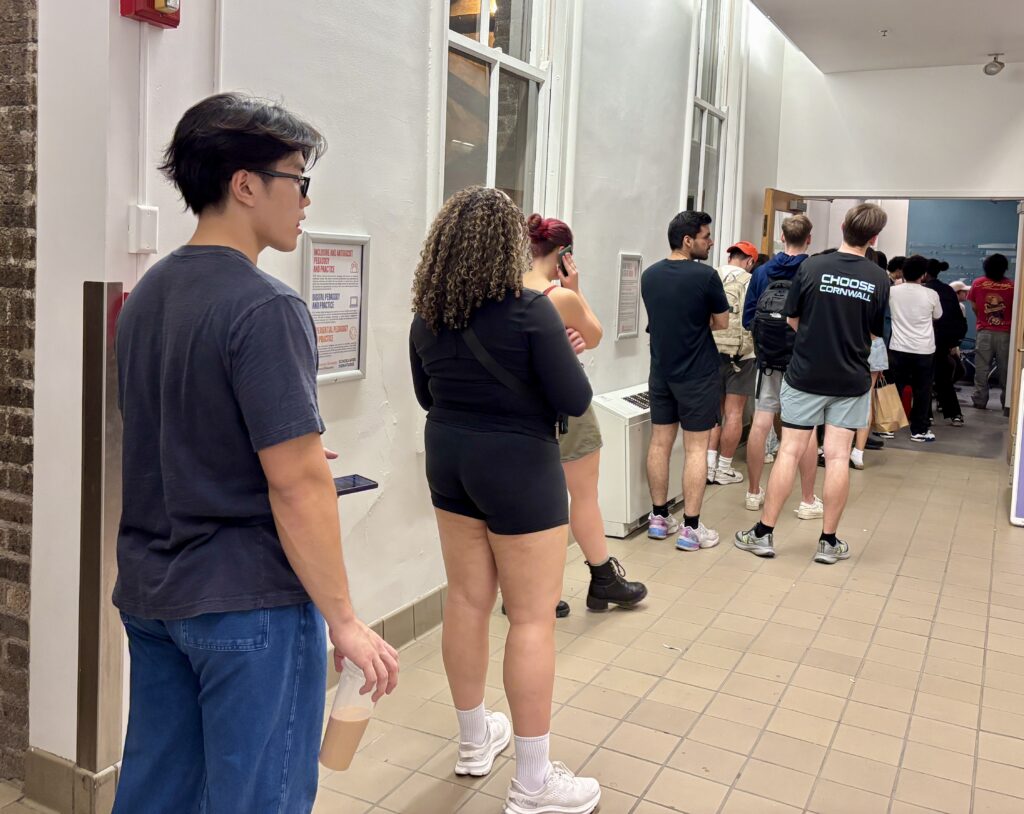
[718,456,733,471]
[851,449,864,466]
[706,451,719,470]
[514,733,551,793]
[456,702,487,746]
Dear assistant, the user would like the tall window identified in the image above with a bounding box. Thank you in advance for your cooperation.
[443,1,548,209]
[687,0,728,226]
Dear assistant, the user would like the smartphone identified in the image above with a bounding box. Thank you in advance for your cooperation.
[557,244,574,277]
[333,474,379,497]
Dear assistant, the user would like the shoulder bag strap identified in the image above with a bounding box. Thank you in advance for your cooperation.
[461,326,536,401]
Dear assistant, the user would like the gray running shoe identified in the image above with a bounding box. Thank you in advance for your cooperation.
[734,527,775,558]
[814,538,850,565]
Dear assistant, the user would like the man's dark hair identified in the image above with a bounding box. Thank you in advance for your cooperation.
[874,250,888,270]
[888,255,905,273]
[668,211,712,251]
[984,253,1009,280]
[903,254,928,282]
[728,248,749,262]
[160,92,327,215]
[754,253,770,271]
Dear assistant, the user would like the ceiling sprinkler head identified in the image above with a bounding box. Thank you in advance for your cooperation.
[984,53,1005,76]
[880,29,888,38]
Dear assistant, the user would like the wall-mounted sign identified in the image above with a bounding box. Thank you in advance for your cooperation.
[616,252,642,339]
[302,232,370,384]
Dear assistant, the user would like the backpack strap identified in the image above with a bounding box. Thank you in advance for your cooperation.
[542,284,559,296]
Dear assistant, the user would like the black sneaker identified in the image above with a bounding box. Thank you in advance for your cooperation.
[865,437,884,450]
[949,416,964,427]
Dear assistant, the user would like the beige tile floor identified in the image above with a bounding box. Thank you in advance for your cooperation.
[315,443,1024,813]
[0,781,53,813]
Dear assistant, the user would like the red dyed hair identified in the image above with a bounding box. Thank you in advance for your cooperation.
[526,213,573,258]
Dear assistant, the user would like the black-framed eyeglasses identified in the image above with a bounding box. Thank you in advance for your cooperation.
[250,169,311,198]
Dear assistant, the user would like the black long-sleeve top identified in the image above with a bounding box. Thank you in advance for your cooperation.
[410,290,592,440]
[926,279,968,350]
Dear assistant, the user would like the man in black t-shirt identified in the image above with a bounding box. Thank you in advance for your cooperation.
[737,204,889,565]
[642,211,730,552]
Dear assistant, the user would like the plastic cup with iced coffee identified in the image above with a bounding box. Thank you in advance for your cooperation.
[320,658,375,770]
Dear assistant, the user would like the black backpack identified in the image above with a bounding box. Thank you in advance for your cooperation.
[752,279,796,371]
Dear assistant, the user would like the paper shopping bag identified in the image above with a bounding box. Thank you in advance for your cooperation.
[871,378,909,433]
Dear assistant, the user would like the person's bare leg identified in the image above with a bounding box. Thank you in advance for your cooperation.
[719,394,747,459]
[490,526,568,736]
[646,423,678,506]
[822,425,856,534]
[682,429,712,515]
[854,372,880,452]
[563,451,607,565]
[798,428,819,504]
[761,427,814,527]
[745,410,774,497]
[436,510,499,710]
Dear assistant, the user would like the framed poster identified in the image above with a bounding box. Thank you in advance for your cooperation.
[616,252,642,339]
[302,232,370,384]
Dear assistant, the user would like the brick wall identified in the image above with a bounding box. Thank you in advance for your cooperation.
[0,0,37,784]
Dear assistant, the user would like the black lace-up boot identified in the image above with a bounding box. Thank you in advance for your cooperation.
[585,557,647,611]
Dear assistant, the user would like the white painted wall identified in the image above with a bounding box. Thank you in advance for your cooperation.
[777,44,1024,198]
[737,3,785,245]
[874,199,910,259]
[569,0,695,395]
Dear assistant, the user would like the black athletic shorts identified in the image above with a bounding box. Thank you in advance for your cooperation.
[425,420,568,535]
[649,370,721,432]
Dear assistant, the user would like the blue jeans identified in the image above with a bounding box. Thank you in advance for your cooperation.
[113,603,326,814]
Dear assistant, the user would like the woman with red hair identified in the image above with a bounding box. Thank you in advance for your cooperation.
[523,214,648,612]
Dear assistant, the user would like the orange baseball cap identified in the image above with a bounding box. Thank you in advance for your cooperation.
[727,240,759,259]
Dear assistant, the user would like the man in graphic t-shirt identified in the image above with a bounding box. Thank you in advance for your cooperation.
[642,211,730,552]
[968,253,1015,410]
[736,203,889,565]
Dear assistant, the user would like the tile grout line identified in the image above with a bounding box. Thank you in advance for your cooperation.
[882,496,968,814]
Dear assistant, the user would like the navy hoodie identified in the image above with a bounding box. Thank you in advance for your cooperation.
[742,252,808,330]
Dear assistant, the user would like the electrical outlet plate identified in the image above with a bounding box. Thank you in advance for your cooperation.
[128,204,159,254]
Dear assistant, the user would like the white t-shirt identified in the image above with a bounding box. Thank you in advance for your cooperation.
[889,283,942,354]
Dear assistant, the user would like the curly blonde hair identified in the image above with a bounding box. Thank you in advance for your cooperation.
[412,186,529,333]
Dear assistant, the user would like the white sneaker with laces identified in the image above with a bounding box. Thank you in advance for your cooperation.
[795,496,824,520]
[745,489,765,511]
[455,711,511,777]
[504,761,601,814]
[713,467,744,485]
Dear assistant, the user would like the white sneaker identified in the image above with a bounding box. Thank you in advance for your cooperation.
[647,512,680,540]
[745,489,765,511]
[504,761,601,814]
[795,496,824,520]
[713,467,744,485]
[455,711,511,777]
[910,432,936,443]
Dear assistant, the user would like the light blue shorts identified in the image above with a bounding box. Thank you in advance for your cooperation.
[780,382,870,430]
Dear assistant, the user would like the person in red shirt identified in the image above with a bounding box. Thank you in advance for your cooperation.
[968,253,1014,409]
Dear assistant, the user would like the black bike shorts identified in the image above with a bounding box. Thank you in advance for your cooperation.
[425,420,568,535]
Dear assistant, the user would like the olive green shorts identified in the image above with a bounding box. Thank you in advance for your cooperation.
[559,405,603,463]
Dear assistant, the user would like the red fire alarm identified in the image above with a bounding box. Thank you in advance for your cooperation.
[120,0,181,29]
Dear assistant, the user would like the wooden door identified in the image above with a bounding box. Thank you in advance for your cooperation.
[761,189,807,255]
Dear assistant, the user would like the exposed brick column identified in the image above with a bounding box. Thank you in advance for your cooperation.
[0,0,37,784]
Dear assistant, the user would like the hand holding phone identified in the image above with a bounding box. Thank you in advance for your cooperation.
[559,247,579,293]
[557,244,573,277]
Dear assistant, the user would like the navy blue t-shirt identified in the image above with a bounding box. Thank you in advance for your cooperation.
[113,245,324,619]
[641,258,729,383]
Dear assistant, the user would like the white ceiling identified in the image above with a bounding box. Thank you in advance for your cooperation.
[750,0,1024,73]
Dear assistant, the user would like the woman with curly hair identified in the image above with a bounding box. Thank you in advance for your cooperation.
[409,187,600,814]
[522,214,647,611]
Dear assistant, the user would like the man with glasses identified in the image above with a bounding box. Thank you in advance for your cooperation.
[642,211,730,552]
[113,93,398,814]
